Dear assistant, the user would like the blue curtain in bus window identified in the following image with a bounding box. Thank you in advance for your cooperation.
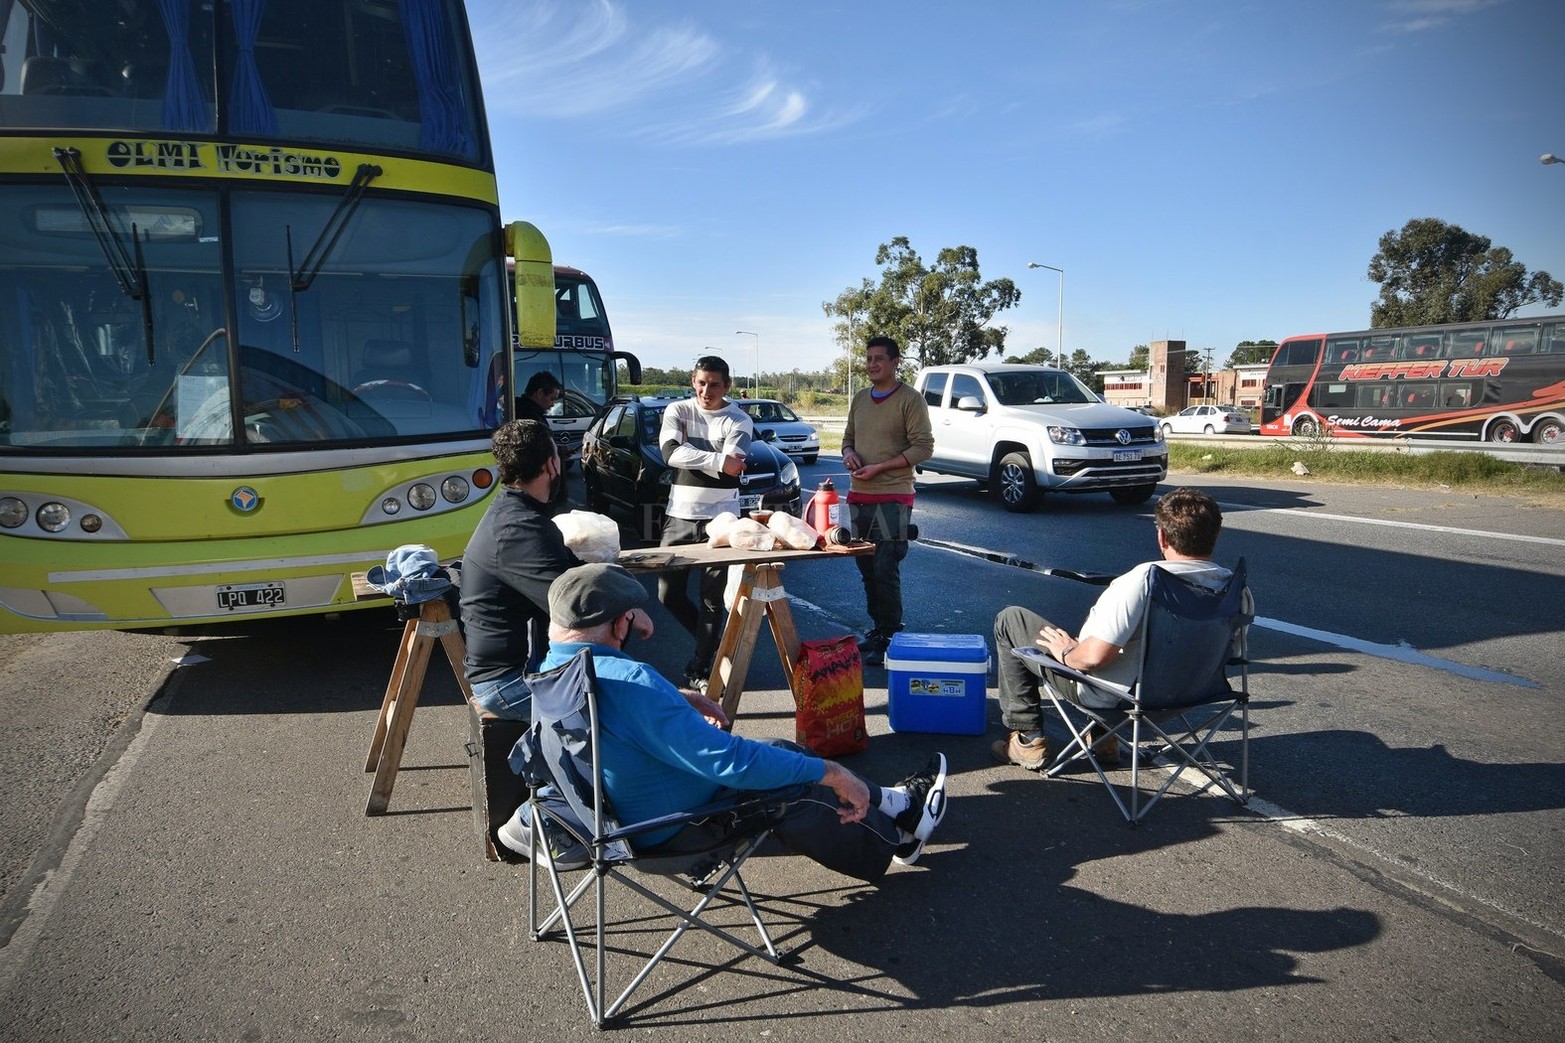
[398,0,475,159]
[228,0,279,136]
[155,0,206,132]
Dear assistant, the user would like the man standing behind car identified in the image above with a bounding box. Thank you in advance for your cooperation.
[515,371,570,507]
[842,335,935,666]
[658,355,754,692]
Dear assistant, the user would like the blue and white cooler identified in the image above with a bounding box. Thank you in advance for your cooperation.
[884,632,990,735]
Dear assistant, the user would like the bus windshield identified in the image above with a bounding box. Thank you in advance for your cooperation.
[2,183,504,450]
[0,0,482,161]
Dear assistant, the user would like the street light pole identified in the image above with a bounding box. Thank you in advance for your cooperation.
[1543,153,1562,166]
[1026,261,1065,360]
[734,330,759,396]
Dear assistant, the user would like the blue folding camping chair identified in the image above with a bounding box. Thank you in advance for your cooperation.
[1020,559,1253,824]
[512,648,808,1027]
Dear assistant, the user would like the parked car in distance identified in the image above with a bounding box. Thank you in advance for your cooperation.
[913,363,1167,511]
[579,395,803,542]
[540,388,600,470]
[732,398,820,464]
[1160,404,1253,435]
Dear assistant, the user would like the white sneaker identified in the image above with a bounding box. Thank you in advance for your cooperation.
[497,806,588,870]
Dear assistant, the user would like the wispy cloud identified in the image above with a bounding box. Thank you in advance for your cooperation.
[467,0,859,145]
[1379,0,1506,34]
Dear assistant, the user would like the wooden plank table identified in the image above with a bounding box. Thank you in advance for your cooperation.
[619,541,873,724]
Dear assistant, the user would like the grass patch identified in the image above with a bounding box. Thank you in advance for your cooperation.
[1170,440,1565,500]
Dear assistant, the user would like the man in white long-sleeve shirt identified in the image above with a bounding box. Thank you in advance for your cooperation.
[657,355,754,691]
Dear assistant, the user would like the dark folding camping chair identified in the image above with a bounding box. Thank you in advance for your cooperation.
[513,648,807,1027]
[1023,559,1253,824]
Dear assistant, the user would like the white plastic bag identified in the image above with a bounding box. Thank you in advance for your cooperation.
[728,518,777,552]
[551,510,621,563]
[706,511,742,548]
[767,511,819,550]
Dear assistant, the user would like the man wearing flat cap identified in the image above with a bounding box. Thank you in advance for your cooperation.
[493,562,951,882]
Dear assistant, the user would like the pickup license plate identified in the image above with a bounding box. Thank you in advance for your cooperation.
[738,493,763,511]
[1112,449,1141,463]
[216,582,285,611]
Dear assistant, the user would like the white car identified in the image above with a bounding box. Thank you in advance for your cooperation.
[1161,404,1253,435]
[914,364,1167,511]
[733,398,820,464]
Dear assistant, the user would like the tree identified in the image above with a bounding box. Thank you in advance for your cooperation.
[1367,218,1563,327]
[1063,348,1112,392]
[823,237,1021,370]
[1226,340,1277,367]
[1126,344,1149,370]
[1003,346,1057,365]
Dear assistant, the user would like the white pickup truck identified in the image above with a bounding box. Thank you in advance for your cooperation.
[913,363,1167,511]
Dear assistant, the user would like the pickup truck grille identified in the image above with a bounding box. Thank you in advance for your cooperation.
[1079,426,1160,447]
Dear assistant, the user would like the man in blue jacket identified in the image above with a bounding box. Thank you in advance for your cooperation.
[498,562,949,881]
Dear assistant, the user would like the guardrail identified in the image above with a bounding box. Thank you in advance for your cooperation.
[800,420,1563,467]
[1169,432,1565,467]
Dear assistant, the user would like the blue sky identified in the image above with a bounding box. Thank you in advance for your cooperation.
[467,0,1565,378]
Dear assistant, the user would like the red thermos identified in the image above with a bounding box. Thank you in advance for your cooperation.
[810,478,839,535]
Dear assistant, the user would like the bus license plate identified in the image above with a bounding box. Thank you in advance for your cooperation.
[1113,449,1141,463]
[739,494,763,511]
[216,582,285,611]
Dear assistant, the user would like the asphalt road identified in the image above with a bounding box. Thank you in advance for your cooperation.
[1,463,1561,1040]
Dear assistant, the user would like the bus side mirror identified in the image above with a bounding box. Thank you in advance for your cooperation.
[507,220,555,349]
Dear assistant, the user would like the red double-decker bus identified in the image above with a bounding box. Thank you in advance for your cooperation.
[1258,316,1565,443]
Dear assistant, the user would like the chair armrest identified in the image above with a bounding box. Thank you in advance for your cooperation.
[1010,647,1133,700]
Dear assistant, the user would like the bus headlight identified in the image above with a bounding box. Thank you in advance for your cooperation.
[380,497,402,516]
[80,514,103,534]
[408,483,437,511]
[37,501,70,532]
[0,497,25,528]
[441,476,470,503]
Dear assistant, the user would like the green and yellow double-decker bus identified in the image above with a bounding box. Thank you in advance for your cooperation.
[0,0,553,633]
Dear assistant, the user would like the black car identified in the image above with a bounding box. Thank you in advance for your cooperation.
[580,395,803,542]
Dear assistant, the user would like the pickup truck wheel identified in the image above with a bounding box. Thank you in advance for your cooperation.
[1110,484,1156,506]
[996,452,1038,512]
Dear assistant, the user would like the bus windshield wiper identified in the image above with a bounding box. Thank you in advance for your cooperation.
[53,147,157,364]
[285,163,381,352]
[288,163,382,293]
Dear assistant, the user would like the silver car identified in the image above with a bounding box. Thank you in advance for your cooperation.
[733,398,820,464]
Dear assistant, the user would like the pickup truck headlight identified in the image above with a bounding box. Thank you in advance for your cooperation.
[1046,425,1086,446]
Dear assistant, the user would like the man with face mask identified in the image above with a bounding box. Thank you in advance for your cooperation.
[461,419,651,720]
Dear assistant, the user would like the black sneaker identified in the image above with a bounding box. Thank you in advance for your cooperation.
[858,631,889,667]
[892,753,948,866]
[683,659,711,695]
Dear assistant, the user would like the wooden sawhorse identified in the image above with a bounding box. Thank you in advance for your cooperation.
[360,581,474,815]
[705,561,802,725]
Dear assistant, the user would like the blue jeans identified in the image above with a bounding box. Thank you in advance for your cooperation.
[470,666,532,721]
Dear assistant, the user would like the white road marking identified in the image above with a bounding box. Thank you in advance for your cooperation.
[1220,504,1565,548]
[1253,617,1537,687]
